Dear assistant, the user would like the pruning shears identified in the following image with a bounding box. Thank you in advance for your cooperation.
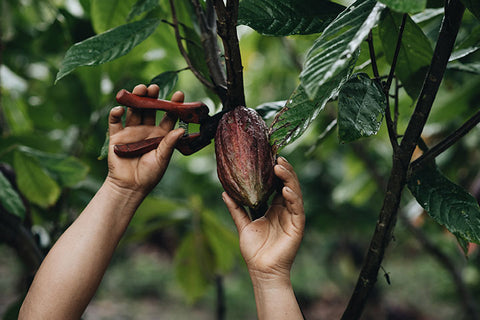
[113,89,225,157]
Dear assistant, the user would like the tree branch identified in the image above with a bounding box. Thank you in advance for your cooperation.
[342,1,465,318]
[168,0,216,91]
[410,109,480,173]
[213,0,246,110]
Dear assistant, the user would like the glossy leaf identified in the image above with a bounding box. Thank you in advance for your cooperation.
[300,0,385,101]
[338,73,386,143]
[379,10,433,100]
[238,0,344,36]
[150,71,179,99]
[447,62,480,74]
[0,171,26,220]
[17,146,89,187]
[13,150,61,208]
[127,0,159,21]
[91,0,137,33]
[270,52,358,152]
[56,18,161,83]
[408,165,480,245]
[461,0,480,20]
[255,100,287,121]
[378,0,426,13]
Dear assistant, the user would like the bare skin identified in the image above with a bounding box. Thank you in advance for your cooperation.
[223,156,305,320]
[19,85,305,320]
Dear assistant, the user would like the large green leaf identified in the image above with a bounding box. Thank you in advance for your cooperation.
[378,0,426,13]
[269,53,356,152]
[238,0,344,36]
[13,151,61,208]
[338,73,386,143]
[17,146,89,187]
[300,0,385,101]
[56,18,161,83]
[0,171,26,220]
[408,165,480,245]
[379,10,433,100]
[447,62,480,74]
[127,0,159,21]
[91,0,137,33]
[150,71,179,99]
[461,0,480,20]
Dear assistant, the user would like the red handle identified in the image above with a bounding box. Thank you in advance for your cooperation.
[116,89,210,124]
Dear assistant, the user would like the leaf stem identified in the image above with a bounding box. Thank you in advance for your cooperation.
[367,31,380,80]
[410,109,480,174]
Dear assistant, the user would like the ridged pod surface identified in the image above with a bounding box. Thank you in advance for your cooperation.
[215,106,275,210]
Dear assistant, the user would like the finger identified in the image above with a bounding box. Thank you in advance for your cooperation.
[222,192,251,233]
[171,91,185,102]
[282,186,305,231]
[154,128,185,168]
[274,162,301,197]
[125,85,149,126]
[109,106,125,136]
[147,84,160,98]
[132,84,148,95]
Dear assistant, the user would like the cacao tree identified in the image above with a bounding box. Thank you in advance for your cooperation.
[2,0,480,319]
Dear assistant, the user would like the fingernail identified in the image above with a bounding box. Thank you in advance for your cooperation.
[284,186,292,193]
[279,156,288,163]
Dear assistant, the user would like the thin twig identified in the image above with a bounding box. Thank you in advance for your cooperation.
[367,31,380,80]
[410,109,480,174]
[168,0,216,91]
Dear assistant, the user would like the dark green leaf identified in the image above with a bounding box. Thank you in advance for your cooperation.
[91,0,137,33]
[180,24,210,80]
[255,100,287,121]
[447,62,480,74]
[238,0,344,36]
[13,150,61,208]
[338,73,386,143]
[17,146,89,187]
[408,165,480,245]
[379,10,433,100]
[56,18,161,83]
[461,0,480,20]
[269,53,356,152]
[127,0,159,21]
[0,171,26,220]
[98,131,110,160]
[300,0,385,100]
[450,25,480,61]
[150,71,179,99]
[378,0,426,13]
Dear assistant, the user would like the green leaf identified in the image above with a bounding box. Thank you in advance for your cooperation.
[174,233,214,303]
[56,18,161,83]
[379,10,433,100]
[17,146,89,187]
[378,0,426,13]
[461,0,480,20]
[408,165,480,245]
[447,62,480,74]
[449,25,480,61]
[98,131,110,160]
[91,0,137,33]
[180,24,210,80]
[127,0,159,21]
[238,0,344,36]
[0,171,26,220]
[13,151,61,208]
[338,73,386,143]
[300,0,385,100]
[255,100,287,121]
[150,71,179,99]
[270,52,358,152]
[2,91,33,135]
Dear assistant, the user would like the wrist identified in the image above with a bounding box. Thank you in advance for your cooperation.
[103,176,147,209]
[248,269,292,290]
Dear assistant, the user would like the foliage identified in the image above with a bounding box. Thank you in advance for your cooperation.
[2,0,480,319]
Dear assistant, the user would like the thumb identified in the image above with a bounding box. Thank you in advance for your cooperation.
[222,192,250,233]
[154,128,185,168]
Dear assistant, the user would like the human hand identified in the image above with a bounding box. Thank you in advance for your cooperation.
[106,84,185,195]
[223,157,305,281]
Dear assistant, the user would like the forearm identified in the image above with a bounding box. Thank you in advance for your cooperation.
[19,180,145,320]
[250,272,303,320]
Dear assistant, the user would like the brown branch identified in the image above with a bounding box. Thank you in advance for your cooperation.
[410,109,480,174]
[341,1,465,319]
[366,31,380,80]
[213,0,246,109]
[168,0,216,91]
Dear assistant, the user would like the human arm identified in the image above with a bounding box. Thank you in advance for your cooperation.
[222,157,305,320]
[19,85,185,320]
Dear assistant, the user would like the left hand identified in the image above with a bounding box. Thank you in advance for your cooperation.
[106,84,185,195]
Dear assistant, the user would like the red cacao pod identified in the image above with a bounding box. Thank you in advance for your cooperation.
[215,106,275,210]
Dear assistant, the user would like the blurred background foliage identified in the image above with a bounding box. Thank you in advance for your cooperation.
[1,0,480,319]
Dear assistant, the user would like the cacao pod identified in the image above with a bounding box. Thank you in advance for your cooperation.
[215,106,275,211]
